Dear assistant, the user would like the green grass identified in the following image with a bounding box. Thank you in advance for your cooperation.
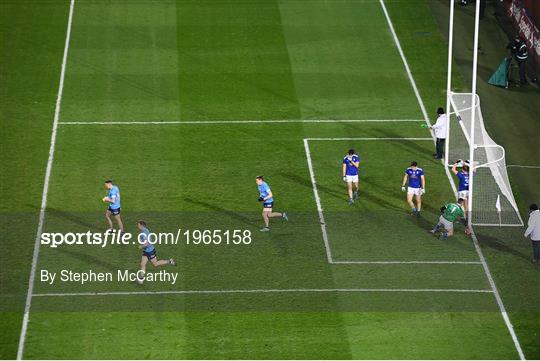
[1,0,539,359]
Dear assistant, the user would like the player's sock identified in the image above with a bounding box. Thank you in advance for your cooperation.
[439,231,448,240]
[430,224,440,233]
[136,271,145,284]
[411,207,417,215]
[353,191,359,200]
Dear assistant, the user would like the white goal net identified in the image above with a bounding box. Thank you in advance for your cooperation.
[446,92,524,226]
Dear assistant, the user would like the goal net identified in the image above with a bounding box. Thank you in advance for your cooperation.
[446,92,523,226]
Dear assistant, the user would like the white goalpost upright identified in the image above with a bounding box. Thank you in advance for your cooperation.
[444,0,524,227]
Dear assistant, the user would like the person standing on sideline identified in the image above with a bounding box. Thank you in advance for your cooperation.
[429,108,448,159]
[507,36,528,86]
[430,108,447,160]
[524,204,540,265]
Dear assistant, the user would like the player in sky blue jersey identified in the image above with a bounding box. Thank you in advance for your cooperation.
[256,175,288,232]
[452,160,470,215]
[136,220,176,284]
[102,180,124,232]
[401,161,426,216]
[342,149,360,205]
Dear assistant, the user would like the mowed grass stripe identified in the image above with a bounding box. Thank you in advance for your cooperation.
[278,0,423,120]
[176,0,301,121]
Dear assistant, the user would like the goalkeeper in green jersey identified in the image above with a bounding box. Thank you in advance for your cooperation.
[430,198,467,240]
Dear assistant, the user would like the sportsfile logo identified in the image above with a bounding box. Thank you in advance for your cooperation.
[40,229,179,248]
[40,229,252,248]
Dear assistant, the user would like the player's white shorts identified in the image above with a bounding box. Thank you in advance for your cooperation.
[439,215,454,231]
[345,175,358,183]
[458,190,469,199]
[407,187,422,196]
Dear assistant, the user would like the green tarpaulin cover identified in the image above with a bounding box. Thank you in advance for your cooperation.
[488,57,509,88]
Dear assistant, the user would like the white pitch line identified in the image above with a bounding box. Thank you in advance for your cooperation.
[307,137,432,141]
[32,287,494,297]
[17,1,76,359]
[58,119,424,125]
[331,260,482,265]
[379,0,525,358]
[303,139,333,263]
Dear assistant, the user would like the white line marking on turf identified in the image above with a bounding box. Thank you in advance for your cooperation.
[306,137,432,141]
[58,119,424,125]
[332,261,482,265]
[17,1,76,359]
[379,0,525,358]
[304,139,333,263]
[32,288,494,297]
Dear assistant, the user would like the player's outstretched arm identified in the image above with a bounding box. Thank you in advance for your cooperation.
[451,161,460,175]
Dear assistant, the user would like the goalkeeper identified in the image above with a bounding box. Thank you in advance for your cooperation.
[430,198,468,240]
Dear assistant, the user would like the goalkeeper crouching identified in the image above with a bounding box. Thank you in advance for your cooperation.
[430,198,469,240]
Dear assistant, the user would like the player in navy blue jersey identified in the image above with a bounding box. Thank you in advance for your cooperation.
[452,160,470,215]
[342,149,360,205]
[102,180,124,232]
[401,161,426,216]
[256,176,288,232]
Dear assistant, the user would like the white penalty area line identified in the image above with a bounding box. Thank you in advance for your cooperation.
[17,1,75,359]
[379,0,525,358]
[32,287,493,298]
[58,119,424,125]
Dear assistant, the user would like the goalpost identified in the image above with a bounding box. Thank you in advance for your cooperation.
[444,0,524,227]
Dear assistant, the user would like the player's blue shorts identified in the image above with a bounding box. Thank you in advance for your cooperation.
[143,249,156,260]
[263,202,274,209]
[108,206,121,215]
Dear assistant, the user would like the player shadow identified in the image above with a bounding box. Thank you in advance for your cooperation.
[376,129,434,158]
[26,205,99,230]
[53,245,123,273]
[280,172,344,201]
[474,232,531,262]
[182,197,258,227]
[359,177,410,212]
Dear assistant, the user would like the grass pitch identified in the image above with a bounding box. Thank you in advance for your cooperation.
[1,0,538,359]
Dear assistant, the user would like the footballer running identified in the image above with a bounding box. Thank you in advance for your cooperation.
[342,149,360,205]
[401,161,426,216]
[102,180,124,233]
[255,175,288,232]
[430,198,468,240]
[136,220,176,285]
